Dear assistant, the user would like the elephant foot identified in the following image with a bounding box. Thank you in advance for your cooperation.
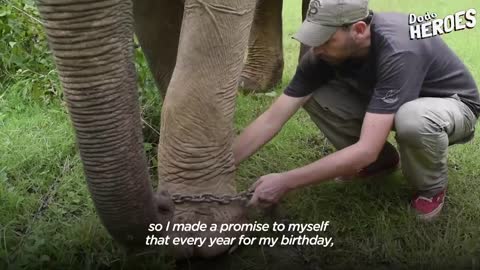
[238,58,283,93]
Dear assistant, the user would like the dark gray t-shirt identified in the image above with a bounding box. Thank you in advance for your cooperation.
[285,12,480,117]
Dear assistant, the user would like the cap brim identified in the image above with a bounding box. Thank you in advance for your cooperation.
[293,20,338,47]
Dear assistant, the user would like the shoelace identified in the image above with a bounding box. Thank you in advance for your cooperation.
[415,196,433,203]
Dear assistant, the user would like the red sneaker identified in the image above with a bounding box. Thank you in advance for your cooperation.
[411,189,446,221]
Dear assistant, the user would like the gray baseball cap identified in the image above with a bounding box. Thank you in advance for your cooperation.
[293,0,370,47]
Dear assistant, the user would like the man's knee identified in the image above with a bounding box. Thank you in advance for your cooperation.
[395,100,443,145]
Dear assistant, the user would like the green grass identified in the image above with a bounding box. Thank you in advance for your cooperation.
[1,0,480,269]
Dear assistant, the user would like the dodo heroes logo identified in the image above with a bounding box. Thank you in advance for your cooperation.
[308,0,322,17]
[409,9,477,40]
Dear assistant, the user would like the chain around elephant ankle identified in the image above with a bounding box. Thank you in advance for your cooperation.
[170,190,254,205]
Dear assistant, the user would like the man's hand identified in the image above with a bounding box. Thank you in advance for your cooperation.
[247,173,293,208]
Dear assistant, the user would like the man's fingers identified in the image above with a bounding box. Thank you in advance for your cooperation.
[247,193,259,207]
[249,178,263,191]
[247,178,276,209]
[247,179,263,207]
[248,192,274,209]
[248,191,269,207]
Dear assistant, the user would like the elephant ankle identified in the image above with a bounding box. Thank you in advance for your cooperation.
[239,57,283,93]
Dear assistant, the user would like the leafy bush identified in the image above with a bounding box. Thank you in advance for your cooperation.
[0,0,60,103]
[0,0,155,105]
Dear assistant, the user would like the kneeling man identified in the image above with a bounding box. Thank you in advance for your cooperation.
[233,0,479,220]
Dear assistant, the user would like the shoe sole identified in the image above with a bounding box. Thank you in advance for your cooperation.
[415,201,444,221]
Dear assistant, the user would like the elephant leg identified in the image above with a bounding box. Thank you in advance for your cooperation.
[157,0,257,258]
[36,0,173,246]
[133,0,183,99]
[238,0,283,92]
[298,0,310,61]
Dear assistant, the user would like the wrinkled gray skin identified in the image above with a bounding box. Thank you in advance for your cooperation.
[36,0,257,258]
[239,0,310,92]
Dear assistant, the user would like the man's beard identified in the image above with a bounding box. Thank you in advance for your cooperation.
[318,53,348,65]
[321,42,362,65]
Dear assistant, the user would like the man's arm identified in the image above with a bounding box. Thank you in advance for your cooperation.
[248,112,395,206]
[233,93,312,166]
[284,112,395,189]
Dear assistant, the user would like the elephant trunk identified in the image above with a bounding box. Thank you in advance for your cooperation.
[36,0,172,245]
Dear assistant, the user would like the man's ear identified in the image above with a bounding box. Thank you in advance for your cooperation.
[352,21,368,37]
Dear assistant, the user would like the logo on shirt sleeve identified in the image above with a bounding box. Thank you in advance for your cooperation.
[408,9,477,40]
[380,89,400,104]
